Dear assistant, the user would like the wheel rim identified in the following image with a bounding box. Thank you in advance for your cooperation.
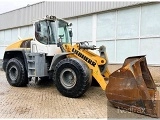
[60,68,77,89]
[9,66,18,81]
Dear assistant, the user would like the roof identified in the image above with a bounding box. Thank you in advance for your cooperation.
[0,1,153,30]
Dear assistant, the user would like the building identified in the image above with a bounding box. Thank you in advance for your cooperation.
[0,1,160,78]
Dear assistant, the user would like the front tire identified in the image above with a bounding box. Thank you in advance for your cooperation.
[53,58,92,98]
[6,58,28,87]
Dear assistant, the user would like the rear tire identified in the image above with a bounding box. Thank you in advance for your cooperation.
[53,58,92,98]
[6,58,28,87]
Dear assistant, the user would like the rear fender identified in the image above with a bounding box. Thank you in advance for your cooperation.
[3,50,28,72]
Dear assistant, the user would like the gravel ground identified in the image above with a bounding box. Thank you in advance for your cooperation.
[0,70,159,118]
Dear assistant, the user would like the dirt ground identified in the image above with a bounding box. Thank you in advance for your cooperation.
[0,70,159,118]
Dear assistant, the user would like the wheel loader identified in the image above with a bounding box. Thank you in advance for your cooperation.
[2,15,160,118]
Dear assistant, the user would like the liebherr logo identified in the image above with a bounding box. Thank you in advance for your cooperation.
[72,48,96,67]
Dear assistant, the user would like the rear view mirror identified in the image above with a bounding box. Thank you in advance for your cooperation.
[68,23,72,26]
[69,30,73,37]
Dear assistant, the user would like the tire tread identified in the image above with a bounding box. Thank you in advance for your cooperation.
[6,57,28,87]
[53,58,91,98]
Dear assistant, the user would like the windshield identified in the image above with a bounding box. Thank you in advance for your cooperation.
[50,19,70,44]
[57,19,70,43]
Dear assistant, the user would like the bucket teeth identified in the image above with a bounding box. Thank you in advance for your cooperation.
[106,55,160,118]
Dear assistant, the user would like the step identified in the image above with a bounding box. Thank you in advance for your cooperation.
[28,67,35,70]
[28,75,35,77]
[26,54,35,57]
[27,60,35,63]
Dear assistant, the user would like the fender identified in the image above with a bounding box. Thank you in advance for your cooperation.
[49,52,73,71]
[3,49,29,72]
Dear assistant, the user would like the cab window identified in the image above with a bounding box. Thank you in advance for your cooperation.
[35,21,49,45]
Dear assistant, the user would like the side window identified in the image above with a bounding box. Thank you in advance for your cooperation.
[35,21,49,45]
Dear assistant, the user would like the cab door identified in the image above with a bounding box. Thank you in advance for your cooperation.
[31,20,61,56]
[31,20,48,54]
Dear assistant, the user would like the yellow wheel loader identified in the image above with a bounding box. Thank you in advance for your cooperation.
[2,15,160,118]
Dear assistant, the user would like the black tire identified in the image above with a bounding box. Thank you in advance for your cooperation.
[6,58,28,87]
[53,58,92,98]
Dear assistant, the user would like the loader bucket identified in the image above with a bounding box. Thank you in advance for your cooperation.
[106,56,160,118]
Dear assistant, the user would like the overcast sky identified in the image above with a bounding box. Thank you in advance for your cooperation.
[0,0,43,14]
